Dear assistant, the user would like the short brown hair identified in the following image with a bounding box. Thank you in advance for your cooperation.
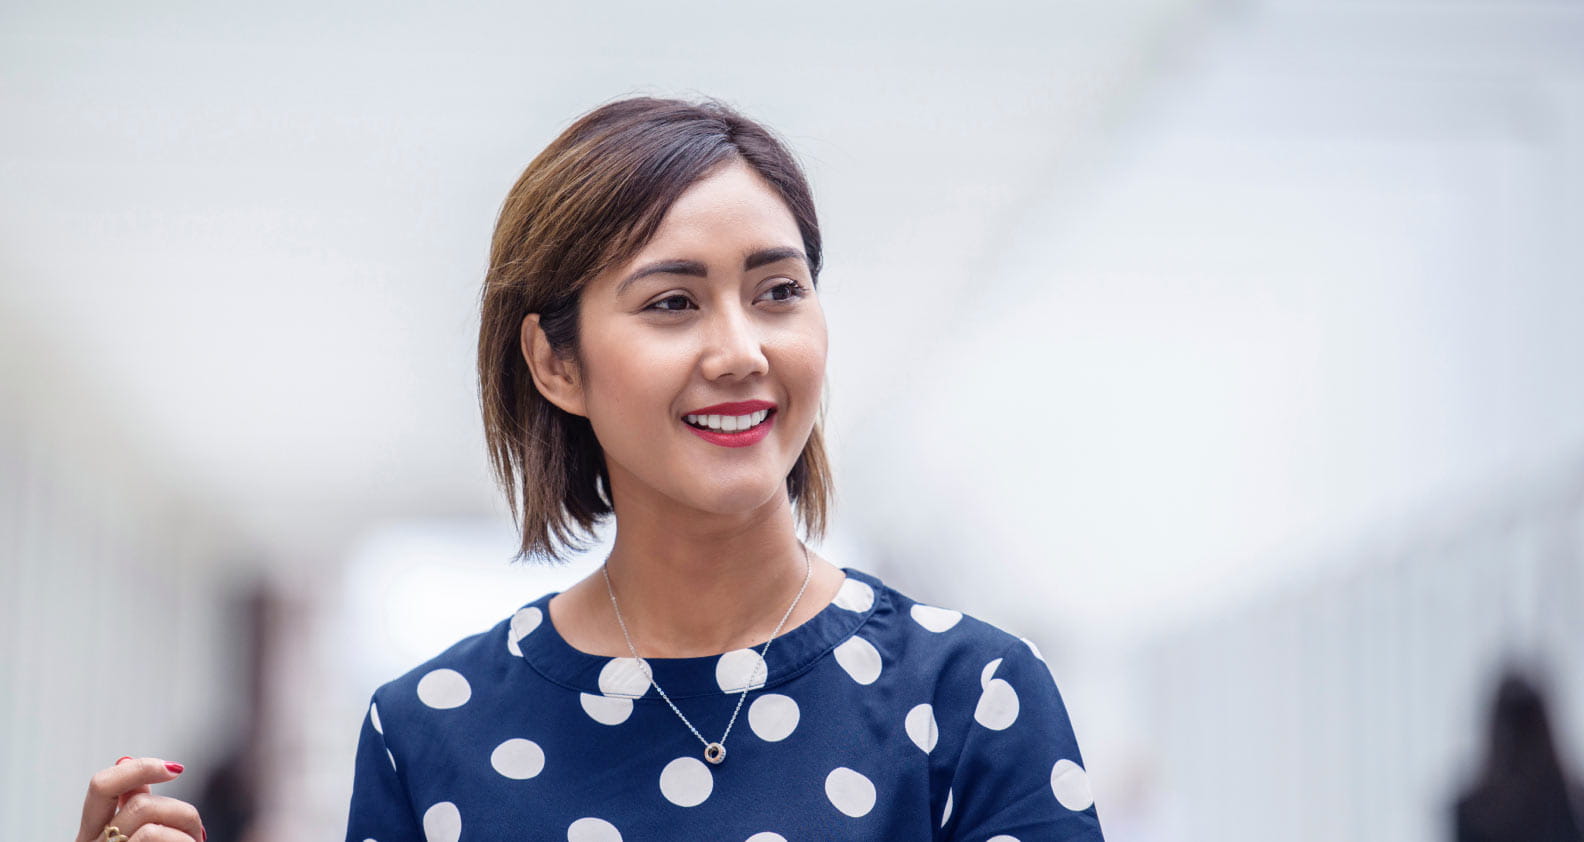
[477,96,833,564]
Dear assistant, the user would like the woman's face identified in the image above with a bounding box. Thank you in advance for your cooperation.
[536,158,827,524]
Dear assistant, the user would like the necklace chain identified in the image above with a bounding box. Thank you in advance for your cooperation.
[601,542,813,765]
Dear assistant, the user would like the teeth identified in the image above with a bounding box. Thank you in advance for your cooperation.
[685,409,770,432]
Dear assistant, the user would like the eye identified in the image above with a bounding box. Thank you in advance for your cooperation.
[760,280,809,304]
[645,294,696,313]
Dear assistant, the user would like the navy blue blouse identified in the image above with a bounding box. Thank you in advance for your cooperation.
[346,567,1105,841]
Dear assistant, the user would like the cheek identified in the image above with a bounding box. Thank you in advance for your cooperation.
[599,366,674,428]
[579,349,673,431]
[786,327,829,381]
[779,342,828,408]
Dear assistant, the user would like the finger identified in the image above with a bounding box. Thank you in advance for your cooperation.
[115,758,150,814]
[114,792,205,842]
[77,758,183,842]
[111,757,187,813]
[127,824,198,842]
[109,757,146,814]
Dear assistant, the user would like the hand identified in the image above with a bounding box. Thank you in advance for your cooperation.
[75,757,207,842]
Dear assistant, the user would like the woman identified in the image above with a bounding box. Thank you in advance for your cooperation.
[346,95,1101,841]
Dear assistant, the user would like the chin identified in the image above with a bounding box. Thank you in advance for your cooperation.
[685,481,788,518]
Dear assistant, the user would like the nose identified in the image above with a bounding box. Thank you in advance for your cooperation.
[699,300,769,381]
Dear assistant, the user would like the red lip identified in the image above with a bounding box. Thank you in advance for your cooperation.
[683,399,776,417]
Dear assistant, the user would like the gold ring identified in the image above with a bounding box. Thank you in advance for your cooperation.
[101,826,129,842]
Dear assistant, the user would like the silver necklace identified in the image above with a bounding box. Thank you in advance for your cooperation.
[601,542,813,765]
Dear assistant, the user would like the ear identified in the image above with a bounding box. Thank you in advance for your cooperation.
[520,313,588,418]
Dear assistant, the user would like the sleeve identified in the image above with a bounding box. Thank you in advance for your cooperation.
[344,694,424,842]
[942,638,1105,841]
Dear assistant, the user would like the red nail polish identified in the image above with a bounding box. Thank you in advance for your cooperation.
[164,761,184,774]
[115,756,132,765]
[202,830,208,842]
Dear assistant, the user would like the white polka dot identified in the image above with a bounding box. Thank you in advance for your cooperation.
[833,636,882,685]
[745,834,786,842]
[598,658,651,699]
[716,648,768,693]
[748,693,800,742]
[1021,636,1045,662]
[832,577,874,612]
[659,756,714,807]
[387,748,397,771]
[988,836,1020,842]
[910,604,962,632]
[567,817,623,841]
[824,767,876,818]
[941,788,954,827]
[369,701,383,734]
[1051,758,1094,811]
[975,677,1020,730]
[580,692,634,726]
[905,703,938,753]
[416,669,471,709]
[490,738,545,780]
[980,658,1002,690]
[422,801,461,842]
[507,606,543,657]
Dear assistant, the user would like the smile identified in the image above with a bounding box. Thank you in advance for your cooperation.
[682,408,776,448]
[684,409,770,432]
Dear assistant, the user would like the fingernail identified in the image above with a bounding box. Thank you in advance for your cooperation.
[164,761,185,774]
[202,829,208,842]
[115,756,132,765]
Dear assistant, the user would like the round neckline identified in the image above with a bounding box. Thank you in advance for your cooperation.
[515,566,886,700]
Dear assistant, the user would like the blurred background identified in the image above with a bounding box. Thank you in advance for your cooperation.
[4,1,1584,839]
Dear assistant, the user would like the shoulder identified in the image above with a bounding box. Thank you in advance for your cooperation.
[367,601,541,728]
[855,569,1093,798]
[840,567,1060,720]
[858,568,1048,665]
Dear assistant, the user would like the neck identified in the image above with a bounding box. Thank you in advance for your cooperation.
[600,497,812,658]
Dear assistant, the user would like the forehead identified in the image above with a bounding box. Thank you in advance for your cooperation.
[633,158,802,256]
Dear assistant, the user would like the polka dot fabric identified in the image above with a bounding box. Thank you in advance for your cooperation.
[345,567,1104,840]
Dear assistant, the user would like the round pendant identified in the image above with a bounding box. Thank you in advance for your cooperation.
[704,742,726,764]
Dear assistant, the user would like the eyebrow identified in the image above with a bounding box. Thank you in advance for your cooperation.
[615,246,808,297]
